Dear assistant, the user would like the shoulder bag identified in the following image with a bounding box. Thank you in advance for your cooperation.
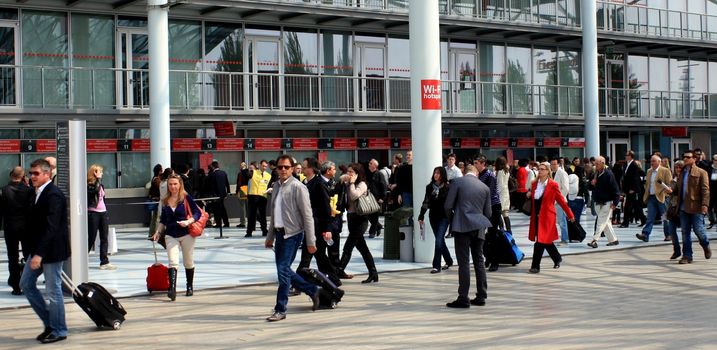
[356,189,381,216]
[520,198,532,216]
[184,197,209,237]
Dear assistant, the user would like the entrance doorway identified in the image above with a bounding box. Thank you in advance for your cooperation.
[608,138,630,166]
[671,139,691,161]
[117,28,149,108]
[245,36,281,110]
[355,43,386,111]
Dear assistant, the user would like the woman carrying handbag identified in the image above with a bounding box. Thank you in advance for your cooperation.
[338,163,379,284]
[152,174,202,301]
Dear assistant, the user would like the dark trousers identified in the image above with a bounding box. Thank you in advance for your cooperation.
[531,242,561,270]
[4,230,27,291]
[328,215,343,268]
[341,213,377,273]
[213,196,229,226]
[486,203,504,267]
[88,211,110,265]
[247,195,268,235]
[622,192,645,225]
[368,212,382,235]
[453,230,487,302]
[297,226,340,283]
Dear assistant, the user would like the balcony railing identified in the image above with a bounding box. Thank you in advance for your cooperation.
[2,64,717,120]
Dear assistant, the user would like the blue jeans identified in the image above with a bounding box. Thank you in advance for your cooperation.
[642,195,666,240]
[679,211,710,259]
[568,198,585,226]
[664,219,681,257]
[273,231,317,314]
[20,258,67,337]
[401,192,413,207]
[430,217,453,270]
[555,204,569,242]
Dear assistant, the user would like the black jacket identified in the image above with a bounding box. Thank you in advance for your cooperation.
[418,182,449,222]
[26,182,70,263]
[367,169,386,201]
[307,176,332,234]
[87,181,104,209]
[589,169,620,206]
[621,161,641,193]
[395,163,413,194]
[0,181,34,233]
[212,169,231,197]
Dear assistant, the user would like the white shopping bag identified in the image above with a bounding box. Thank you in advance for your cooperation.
[94,227,119,255]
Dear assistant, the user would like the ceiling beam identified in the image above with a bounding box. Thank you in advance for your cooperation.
[199,6,224,16]
[315,16,342,25]
[384,21,407,29]
[351,18,377,27]
[66,0,87,6]
[279,12,307,21]
[113,0,142,10]
[239,9,267,19]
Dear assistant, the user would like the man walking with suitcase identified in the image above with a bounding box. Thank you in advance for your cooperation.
[265,155,321,321]
[20,159,69,343]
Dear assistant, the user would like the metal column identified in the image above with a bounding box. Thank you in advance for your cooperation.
[582,0,600,158]
[148,0,171,168]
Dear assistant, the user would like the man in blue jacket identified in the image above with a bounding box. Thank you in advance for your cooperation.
[20,159,69,344]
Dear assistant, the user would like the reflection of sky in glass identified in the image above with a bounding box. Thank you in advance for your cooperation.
[388,37,409,78]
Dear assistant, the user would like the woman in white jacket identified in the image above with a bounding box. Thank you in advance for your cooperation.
[495,156,512,231]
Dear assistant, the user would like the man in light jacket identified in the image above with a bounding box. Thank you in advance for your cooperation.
[636,155,673,243]
[265,155,320,322]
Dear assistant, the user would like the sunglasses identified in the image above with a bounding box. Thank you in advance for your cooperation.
[30,171,42,176]
[683,156,693,159]
[276,165,292,170]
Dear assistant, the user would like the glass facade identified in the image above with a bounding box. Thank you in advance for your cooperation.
[204,22,243,110]
[22,11,68,108]
[168,20,201,108]
[71,14,114,109]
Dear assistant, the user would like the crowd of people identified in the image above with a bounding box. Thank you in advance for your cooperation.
[3,147,716,339]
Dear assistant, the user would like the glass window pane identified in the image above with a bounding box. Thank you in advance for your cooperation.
[87,129,117,139]
[87,153,117,188]
[628,55,649,117]
[22,11,68,108]
[0,8,18,20]
[0,154,19,185]
[119,152,150,188]
[204,23,243,110]
[533,47,556,115]
[212,152,242,185]
[119,128,150,139]
[0,25,15,106]
[71,14,114,109]
[387,37,410,111]
[168,20,201,108]
[480,42,505,114]
[321,31,353,111]
[117,16,147,28]
[507,45,531,114]
[0,129,19,139]
[284,29,319,111]
[23,129,55,139]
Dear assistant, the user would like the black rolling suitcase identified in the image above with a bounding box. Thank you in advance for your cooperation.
[61,271,126,330]
[485,230,525,266]
[299,268,344,309]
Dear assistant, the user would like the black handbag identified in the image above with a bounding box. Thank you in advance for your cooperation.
[520,199,532,216]
[666,205,680,225]
[567,220,587,242]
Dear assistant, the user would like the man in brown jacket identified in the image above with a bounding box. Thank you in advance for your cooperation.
[636,155,673,242]
[674,150,711,264]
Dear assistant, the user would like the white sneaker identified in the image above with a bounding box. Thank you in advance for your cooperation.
[99,264,117,270]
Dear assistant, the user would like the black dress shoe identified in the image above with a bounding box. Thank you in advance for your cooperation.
[635,233,649,242]
[606,240,620,246]
[670,253,681,260]
[11,289,23,296]
[446,300,470,308]
[528,268,540,274]
[244,233,253,238]
[470,298,485,306]
[36,327,52,341]
[40,334,66,344]
[587,240,598,248]
[338,271,354,279]
[553,259,562,269]
[619,224,629,228]
[361,274,379,284]
[488,264,499,272]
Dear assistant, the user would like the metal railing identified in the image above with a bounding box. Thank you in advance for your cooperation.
[2,64,717,120]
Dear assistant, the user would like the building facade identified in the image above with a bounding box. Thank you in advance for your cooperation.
[0,0,716,196]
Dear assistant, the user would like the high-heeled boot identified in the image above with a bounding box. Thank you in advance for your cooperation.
[362,260,379,284]
[185,268,194,297]
[167,267,177,301]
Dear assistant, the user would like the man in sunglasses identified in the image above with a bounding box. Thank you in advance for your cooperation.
[674,150,711,264]
[19,159,69,343]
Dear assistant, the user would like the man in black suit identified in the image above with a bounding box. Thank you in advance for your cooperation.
[20,159,69,344]
[1,166,34,295]
[620,150,645,227]
[211,160,231,228]
[444,164,493,309]
[296,158,340,285]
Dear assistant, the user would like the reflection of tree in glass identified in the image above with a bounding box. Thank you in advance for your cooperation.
[507,61,531,114]
[214,31,243,109]
[23,13,68,107]
[285,32,308,74]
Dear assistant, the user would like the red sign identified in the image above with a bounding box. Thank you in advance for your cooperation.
[199,153,213,171]
[333,138,356,150]
[37,140,56,152]
[462,138,481,149]
[442,138,450,148]
[568,138,586,148]
[368,138,391,149]
[87,139,117,153]
[293,138,319,150]
[543,137,562,148]
[0,140,20,153]
[172,139,202,151]
[213,121,236,137]
[255,138,281,150]
[132,139,150,152]
[400,137,412,149]
[421,79,442,110]
[491,138,509,148]
[516,138,535,148]
[217,138,244,151]
[662,127,688,138]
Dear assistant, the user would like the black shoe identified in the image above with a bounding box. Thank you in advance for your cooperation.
[442,264,452,270]
[446,300,470,308]
[262,231,268,237]
[528,268,540,274]
[704,246,712,259]
[553,259,562,269]
[488,264,499,272]
[606,240,620,246]
[376,224,383,237]
[11,289,22,296]
[587,240,598,248]
[678,257,693,264]
[338,271,354,279]
[36,327,52,341]
[244,232,253,238]
[288,287,301,297]
[430,268,440,274]
[635,233,649,242]
[445,233,453,239]
[368,233,375,239]
[311,288,322,311]
[619,224,629,228]
[40,334,66,344]
[638,222,646,227]
[361,274,379,284]
[708,224,714,229]
[470,298,486,306]
[670,253,681,260]
[236,224,246,228]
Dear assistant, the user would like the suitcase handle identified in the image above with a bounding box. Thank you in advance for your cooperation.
[60,270,82,297]
[152,241,161,265]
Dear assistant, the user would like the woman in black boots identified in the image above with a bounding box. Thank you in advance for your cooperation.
[339,163,379,283]
[152,174,201,300]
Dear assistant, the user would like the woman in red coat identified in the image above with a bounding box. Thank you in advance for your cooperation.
[526,162,575,273]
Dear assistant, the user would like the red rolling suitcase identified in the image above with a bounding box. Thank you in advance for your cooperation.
[147,242,169,293]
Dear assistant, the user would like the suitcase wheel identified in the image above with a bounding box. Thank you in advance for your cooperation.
[512,264,516,266]
[112,321,121,330]
[330,301,337,309]
[147,288,152,293]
